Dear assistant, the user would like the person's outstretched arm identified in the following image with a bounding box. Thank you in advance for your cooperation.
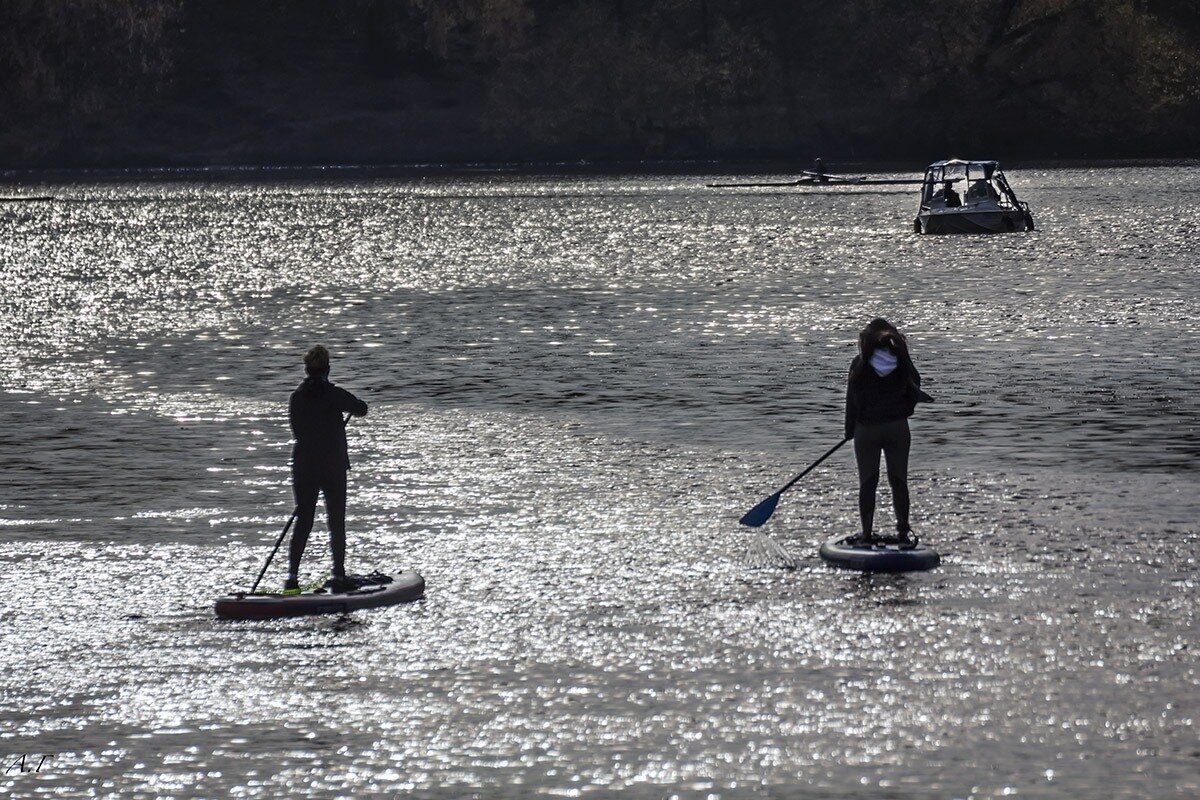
[333,386,368,417]
[907,360,935,405]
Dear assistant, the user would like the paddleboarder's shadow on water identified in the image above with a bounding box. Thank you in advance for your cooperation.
[325,614,372,633]
[217,613,374,644]
[842,572,924,607]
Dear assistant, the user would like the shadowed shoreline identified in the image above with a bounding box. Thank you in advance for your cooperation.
[4,1,1200,171]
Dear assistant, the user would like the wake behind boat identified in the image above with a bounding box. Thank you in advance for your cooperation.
[914,159,1035,234]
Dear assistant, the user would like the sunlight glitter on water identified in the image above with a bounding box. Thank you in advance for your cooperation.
[1,168,1198,798]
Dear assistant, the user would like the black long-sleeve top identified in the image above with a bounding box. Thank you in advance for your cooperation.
[844,355,923,439]
[289,376,368,472]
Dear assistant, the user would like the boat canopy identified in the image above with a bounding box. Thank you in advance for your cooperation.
[919,158,1025,212]
[926,159,999,169]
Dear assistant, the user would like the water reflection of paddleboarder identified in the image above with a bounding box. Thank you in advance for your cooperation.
[285,345,368,594]
[844,319,933,547]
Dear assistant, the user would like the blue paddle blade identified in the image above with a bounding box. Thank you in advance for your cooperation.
[739,492,780,527]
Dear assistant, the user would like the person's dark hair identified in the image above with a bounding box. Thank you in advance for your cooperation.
[304,344,330,376]
[851,318,913,384]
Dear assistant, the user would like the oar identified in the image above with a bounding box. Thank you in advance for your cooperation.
[739,438,850,527]
[247,413,353,593]
[707,179,810,188]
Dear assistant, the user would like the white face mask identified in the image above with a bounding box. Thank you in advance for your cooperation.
[869,349,898,376]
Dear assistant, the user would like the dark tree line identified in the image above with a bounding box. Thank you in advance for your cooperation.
[2,0,1198,167]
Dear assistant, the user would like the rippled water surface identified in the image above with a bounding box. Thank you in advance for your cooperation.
[1,167,1197,798]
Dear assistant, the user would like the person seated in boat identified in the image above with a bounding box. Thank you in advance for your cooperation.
[285,345,368,594]
[943,182,962,207]
[811,157,828,183]
[966,179,1000,204]
[844,319,933,548]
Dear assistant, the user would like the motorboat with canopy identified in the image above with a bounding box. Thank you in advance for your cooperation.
[914,159,1034,234]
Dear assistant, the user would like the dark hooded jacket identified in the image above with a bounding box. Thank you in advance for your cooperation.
[289,376,368,472]
[844,354,931,439]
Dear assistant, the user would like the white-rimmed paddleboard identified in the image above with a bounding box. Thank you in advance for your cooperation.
[819,536,940,572]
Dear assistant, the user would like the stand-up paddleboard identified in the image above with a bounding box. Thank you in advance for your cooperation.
[819,536,940,572]
[214,571,424,620]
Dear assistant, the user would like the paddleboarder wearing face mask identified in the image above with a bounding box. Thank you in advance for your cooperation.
[285,345,368,594]
[844,319,932,547]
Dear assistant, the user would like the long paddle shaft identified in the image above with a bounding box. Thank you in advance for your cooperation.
[247,413,353,593]
[739,437,850,528]
[248,509,298,594]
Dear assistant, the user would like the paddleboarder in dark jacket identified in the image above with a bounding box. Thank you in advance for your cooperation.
[844,319,932,547]
[285,345,368,593]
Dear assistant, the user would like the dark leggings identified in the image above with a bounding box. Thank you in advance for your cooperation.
[289,468,347,578]
[853,419,911,536]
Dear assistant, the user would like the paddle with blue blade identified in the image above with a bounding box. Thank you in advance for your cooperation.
[740,438,850,527]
